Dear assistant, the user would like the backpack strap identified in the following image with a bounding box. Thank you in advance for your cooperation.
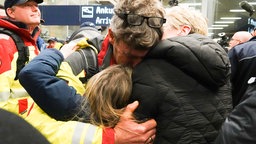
[0,27,30,80]
[65,27,104,83]
[64,44,99,83]
[78,47,99,83]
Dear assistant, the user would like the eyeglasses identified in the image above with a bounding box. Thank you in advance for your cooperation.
[115,12,166,28]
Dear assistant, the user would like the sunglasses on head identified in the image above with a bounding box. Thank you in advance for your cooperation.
[115,12,166,28]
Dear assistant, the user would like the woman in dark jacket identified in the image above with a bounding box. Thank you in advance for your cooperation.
[128,6,232,143]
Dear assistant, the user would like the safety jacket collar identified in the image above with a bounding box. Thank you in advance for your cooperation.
[97,34,116,70]
[0,18,41,46]
[2,17,28,29]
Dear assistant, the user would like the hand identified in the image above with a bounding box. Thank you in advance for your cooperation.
[59,41,79,59]
[114,101,156,144]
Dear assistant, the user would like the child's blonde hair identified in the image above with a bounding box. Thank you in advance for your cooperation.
[78,65,132,127]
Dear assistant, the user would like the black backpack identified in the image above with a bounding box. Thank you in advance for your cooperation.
[0,27,29,80]
[65,26,104,83]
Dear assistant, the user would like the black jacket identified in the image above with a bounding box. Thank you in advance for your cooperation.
[130,34,232,144]
[215,78,256,144]
[228,36,256,107]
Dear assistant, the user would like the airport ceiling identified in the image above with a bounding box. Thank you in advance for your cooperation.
[211,0,255,38]
[160,0,256,38]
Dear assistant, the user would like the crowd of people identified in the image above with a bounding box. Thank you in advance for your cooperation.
[1,0,256,143]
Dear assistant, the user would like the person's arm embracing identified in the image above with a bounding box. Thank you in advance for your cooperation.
[19,43,156,143]
[61,42,157,143]
[113,101,156,144]
[19,47,82,121]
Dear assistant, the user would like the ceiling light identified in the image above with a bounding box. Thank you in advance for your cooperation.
[212,25,229,27]
[179,3,202,6]
[249,2,256,5]
[229,9,246,12]
[208,27,224,30]
[220,17,242,20]
[215,21,234,24]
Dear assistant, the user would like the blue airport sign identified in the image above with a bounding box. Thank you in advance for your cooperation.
[81,5,114,25]
[39,5,114,26]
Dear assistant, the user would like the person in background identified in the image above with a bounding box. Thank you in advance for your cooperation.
[0,0,157,143]
[228,29,256,107]
[0,0,42,101]
[19,0,165,143]
[228,31,252,50]
[47,37,58,48]
[80,21,102,32]
[215,28,256,144]
[0,0,48,142]
[47,37,65,49]
[128,6,232,143]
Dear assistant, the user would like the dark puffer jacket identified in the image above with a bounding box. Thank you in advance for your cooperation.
[130,34,232,144]
[215,77,256,144]
[228,36,256,107]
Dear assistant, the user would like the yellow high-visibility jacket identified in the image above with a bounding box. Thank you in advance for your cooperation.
[0,53,114,143]
[0,96,104,144]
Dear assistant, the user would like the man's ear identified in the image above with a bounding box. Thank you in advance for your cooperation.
[6,8,14,19]
[180,25,191,36]
[108,29,114,44]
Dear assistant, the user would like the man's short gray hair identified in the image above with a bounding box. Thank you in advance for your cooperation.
[110,0,165,50]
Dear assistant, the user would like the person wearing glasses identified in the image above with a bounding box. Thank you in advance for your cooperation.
[19,0,164,143]
[1,0,158,143]
[19,2,231,144]
[128,6,232,143]
[228,31,252,50]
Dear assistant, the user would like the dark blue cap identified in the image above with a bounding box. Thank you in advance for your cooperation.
[80,22,96,28]
[80,21,102,31]
[47,37,58,43]
[4,0,43,10]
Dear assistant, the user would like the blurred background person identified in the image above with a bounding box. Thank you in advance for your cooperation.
[47,37,58,48]
[47,37,64,49]
[228,31,252,50]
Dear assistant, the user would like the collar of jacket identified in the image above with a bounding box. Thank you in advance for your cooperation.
[3,17,27,29]
[0,18,41,44]
[249,36,256,41]
[97,34,115,70]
